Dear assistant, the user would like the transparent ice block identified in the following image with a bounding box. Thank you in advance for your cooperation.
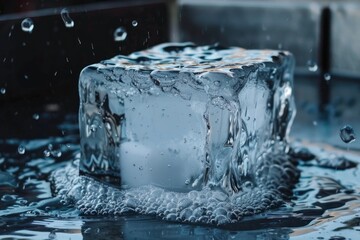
[78,42,295,193]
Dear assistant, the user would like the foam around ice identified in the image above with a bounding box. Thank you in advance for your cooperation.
[51,147,299,225]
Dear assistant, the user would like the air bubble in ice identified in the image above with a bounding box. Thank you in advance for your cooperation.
[114,27,127,42]
[61,8,74,28]
[0,88,6,94]
[307,60,318,72]
[340,125,356,143]
[132,20,138,27]
[18,145,26,154]
[21,18,34,33]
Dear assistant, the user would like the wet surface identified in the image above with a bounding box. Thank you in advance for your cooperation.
[0,107,359,239]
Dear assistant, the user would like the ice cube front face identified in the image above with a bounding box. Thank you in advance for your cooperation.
[78,43,295,193]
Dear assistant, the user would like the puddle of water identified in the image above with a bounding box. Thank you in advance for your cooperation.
[0,109,359,239]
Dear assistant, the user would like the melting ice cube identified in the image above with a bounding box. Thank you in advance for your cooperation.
[78,42,296,193]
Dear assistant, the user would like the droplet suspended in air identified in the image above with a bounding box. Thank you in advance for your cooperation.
[0,88,6,94]
[114,27,127,42]
[32,113,40,120]
[324,73,331,81]
[132,20,138,27]
[18,145,26,154]
[307,60,318,72]
[21,18,34,33]
[340,125,356,143]
[61,8,74,28]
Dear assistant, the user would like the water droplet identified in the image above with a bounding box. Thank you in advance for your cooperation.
[114,27,127,41]
[307,60,318,72]
[324,73,331,81]
[21,18,34,33]
[18,145,25,154]
[340,125,356,143]
[0,88,6,94]
[90,124,97,132]
[32,113,39,120]
[48,231,57,239]
[51,150,62,158]
[132,20,138,27]
[313,121,317,126]
[61,8,74,28]
[43,149,51,157]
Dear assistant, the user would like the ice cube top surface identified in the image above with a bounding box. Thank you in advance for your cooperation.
[79,42,295,193]
[102,42,283,73]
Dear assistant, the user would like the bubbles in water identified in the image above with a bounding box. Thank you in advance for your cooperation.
[324,73,331,81]
[114,27,127,42]
[32,113,39,120]
[339,125,356,143]
[0,88,6,94]
[21,18,34,33]
[61,8,74,28]
[307,60,318,72]
[132,20,138,27]
[18,145,26,155]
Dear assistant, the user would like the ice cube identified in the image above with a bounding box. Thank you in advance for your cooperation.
[78,42,295,193]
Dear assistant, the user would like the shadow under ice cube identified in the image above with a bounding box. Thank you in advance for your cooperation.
[78,42,295,193]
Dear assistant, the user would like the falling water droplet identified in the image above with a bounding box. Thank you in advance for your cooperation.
[32,113,39,120]
[0,88,6,94]
[324,73,331,81]
[61,8,74,28]
[132,20,138,27]
[340,125,356,143]
[114,27,127,42]
[307,60,318,72]
[18,145,26,154]
[21,18,34,33]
